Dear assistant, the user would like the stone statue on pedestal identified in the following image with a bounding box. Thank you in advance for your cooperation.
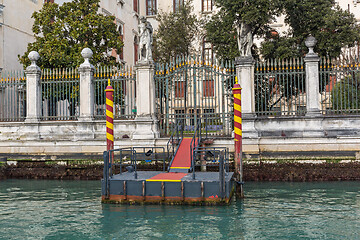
[236,21,253,57]
[138,16,153,63]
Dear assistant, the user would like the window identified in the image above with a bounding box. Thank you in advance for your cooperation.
[203,38,213,64]
[118,25,124,60]
[189,109,200,126]
[175,81,185,98]
[133,0,138,13]
[203,108,215,124]
[175,109,185,126]
[202,0,212,12]
[173,0,184,12]
[134,36,138,64]
[147,0,157,15]
[203,79,214,97]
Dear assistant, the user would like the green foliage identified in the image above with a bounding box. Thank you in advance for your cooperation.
[281,0,360,58]
[207,0,360,60]
[154,0,199,63]
[206,0,282,61]
[19,0,123,69]
[205,10,239,62]
[331,73,360,112]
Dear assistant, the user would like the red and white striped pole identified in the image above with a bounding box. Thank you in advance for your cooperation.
[233,76,243,197]
[105,79,114,162]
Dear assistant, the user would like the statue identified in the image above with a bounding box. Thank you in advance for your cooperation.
[138,16,153,63]
[235,21,253,57]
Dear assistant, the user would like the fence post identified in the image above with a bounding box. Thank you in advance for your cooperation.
[304,35,321,116]
[235,56,258,139]
[25,51,42,123]
[132,61,160,139]
[235,56,255,118]
[78,48,95,121]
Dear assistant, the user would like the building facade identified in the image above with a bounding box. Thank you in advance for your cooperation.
[0,0,42,71]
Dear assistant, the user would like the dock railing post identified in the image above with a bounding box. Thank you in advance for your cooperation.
[103,151,110,199]
[233,76,244,198]
[219,151,225,199]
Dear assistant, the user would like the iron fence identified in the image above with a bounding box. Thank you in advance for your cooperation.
[320,58,360,115]
[0,70,26,122]
[255,58,306,116]
[94,66,136,120]
[41,68,80,121]
[155,56,236,137]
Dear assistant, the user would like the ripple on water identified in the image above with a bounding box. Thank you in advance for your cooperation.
[1,180,360,239]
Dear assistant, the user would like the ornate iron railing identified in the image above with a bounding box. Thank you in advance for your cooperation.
[0,70,26,122]
[154,55,236,137]
[41,68,80,121]
[255,58,306,116]
[94,66,136,120]
[320,58,360,115]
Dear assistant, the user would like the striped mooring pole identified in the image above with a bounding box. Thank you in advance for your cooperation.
[105,79,114,161]
[233,76,244,198]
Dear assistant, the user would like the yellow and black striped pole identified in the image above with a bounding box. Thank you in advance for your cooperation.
[233,76,243,197]
[105,79,114,159]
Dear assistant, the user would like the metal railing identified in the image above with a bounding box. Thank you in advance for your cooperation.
[191,147,229,198]
[0,70,26,122]
[94,66,136,120]
[167,121,184,171]
[103,146,167,181]
[155,55,236,137]
[41,68,80,120]
[255,58,306,116]
[320,58,360,115]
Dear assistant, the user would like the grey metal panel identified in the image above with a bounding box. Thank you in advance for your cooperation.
[145,182,162,196]
[126,181,143,196]
[109,180,124,195]
[164,182,181,197]
[204,182,220,198]
[183,182,201,198]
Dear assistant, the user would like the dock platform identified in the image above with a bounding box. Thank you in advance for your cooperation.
[101,121,236,205]
[102,171,234,205]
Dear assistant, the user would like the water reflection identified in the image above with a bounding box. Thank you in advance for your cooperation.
[0,180,360,239]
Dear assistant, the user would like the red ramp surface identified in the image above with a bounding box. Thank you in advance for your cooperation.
[146,172,188,182]
[170,138,197,171]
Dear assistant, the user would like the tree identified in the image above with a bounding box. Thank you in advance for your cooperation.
[261,0,360,59]
[153,0,199,63]
[19,0,123,69]
[206,0,281,61]
[207,0,360,60]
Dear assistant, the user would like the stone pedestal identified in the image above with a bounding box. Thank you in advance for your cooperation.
[78,48,95,122]
[132,61,160,140]
[25,51,42,123]
[235,56,258,138]
[304,54,321,117]
[304,35,321,117]
[235,56,256,118]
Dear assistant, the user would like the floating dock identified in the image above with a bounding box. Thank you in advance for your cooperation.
[102,123,235,205]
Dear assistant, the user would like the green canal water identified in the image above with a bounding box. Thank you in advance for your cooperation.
[1,180,360,239]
